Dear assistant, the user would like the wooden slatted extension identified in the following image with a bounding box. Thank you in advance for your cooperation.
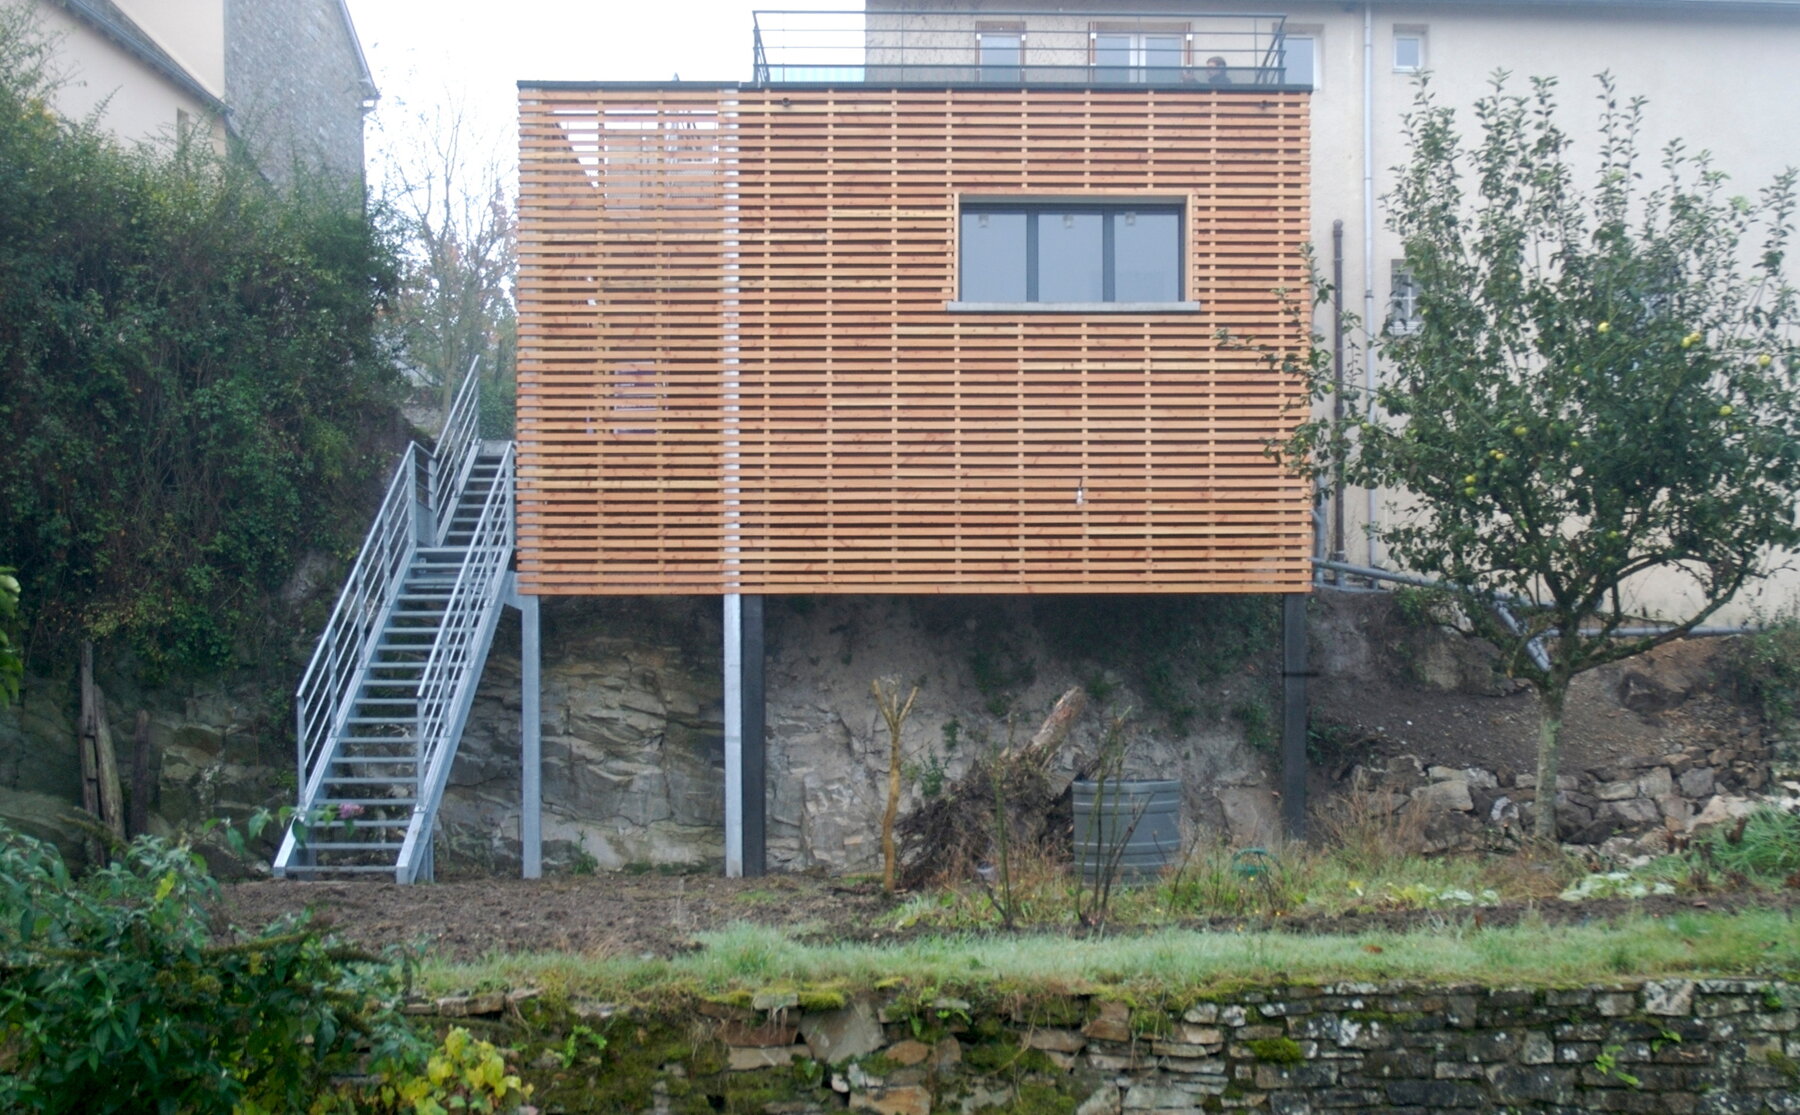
[516,83,1312,595]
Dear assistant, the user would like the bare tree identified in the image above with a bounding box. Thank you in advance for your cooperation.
[375,96,517,423]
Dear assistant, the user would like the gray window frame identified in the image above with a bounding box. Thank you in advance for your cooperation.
[956,200,1189,308]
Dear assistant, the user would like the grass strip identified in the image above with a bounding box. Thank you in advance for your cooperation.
[420,907,1800,1001]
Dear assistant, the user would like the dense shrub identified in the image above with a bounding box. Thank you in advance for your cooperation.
[0,822,419,1113]
[0,12,402,675]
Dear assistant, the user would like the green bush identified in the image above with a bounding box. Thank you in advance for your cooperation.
[0,822,421,1113]
[0,12,402,675]
[1698,805,1800,879]
[1728,620,1800,736]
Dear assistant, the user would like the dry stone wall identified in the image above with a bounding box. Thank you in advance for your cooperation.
[421,977,1800,1113]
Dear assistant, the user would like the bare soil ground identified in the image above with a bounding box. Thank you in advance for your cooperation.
[215,872,1799,965]
[216,874,895,962]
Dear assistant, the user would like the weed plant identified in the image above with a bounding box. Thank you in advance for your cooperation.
[1695,805,1800,877]
[892,834,1586,932]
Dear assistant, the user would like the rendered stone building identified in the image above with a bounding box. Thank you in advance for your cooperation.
[30,0,376,183]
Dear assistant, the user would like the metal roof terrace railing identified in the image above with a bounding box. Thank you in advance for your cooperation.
[751,9,1303,88]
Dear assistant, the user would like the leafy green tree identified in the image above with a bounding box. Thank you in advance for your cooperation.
[1290,75,1800,839]
[0,13,402,675]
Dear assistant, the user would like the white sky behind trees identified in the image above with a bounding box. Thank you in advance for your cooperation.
[346,0,851,188]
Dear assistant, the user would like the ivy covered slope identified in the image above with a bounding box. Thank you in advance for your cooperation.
[0,16,402,675]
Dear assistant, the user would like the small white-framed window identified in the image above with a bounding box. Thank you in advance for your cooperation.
[1091,24,1188,85]
[976,24,1024,83]
[1388,262,1422,334]
[1393,28,1425,73]
[1281,30,1319,88]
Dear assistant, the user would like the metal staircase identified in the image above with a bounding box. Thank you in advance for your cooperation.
[273,367,514,882]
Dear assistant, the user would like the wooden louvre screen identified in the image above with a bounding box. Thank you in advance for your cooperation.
[516,83,1312,595]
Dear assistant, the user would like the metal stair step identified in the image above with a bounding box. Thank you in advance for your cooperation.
[369,653,428,666]
[300,841,406,852]
[287,864,404,874]
[322,776,420,786]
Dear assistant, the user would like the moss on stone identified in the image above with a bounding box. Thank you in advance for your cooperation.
[1016,996,1085,1028]
[796,986,848,1012]
[721,1066,814,1112]
[1130,1009,1172,1037]
[1004,1081,1079,1113]
[961,1035,1057,1075]
[1246,1037,1305,1065]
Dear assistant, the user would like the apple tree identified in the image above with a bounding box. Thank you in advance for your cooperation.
[1290,74,1800,838]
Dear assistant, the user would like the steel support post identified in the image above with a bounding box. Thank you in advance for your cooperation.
[741,595,766,877]
[724,595,743,876]
[520,592,542,879]
[723,594,767,877]
[1281,593,1310,839]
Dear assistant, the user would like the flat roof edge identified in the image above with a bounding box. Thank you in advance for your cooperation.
[519,79,1313,93]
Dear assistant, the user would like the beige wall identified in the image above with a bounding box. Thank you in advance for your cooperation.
[1293,2,1800,621]
[115,0,223,93]
[32,0,224,150]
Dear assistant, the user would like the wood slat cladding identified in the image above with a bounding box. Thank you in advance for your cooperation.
[516,84,1311,595]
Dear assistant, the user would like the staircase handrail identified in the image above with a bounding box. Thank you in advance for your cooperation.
[393,442,516,882]
[292,442,427,789]
[431,356,484,545]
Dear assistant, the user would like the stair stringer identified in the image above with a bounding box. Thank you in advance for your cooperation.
[391,566,514,883]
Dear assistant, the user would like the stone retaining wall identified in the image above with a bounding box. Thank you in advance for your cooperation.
[427,977,1800,1113]
[1345,734,1788,859]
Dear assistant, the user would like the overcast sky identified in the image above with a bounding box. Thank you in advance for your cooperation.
[345,1,852,186]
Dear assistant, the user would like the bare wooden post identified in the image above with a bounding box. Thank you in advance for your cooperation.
[77,641,125,856]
